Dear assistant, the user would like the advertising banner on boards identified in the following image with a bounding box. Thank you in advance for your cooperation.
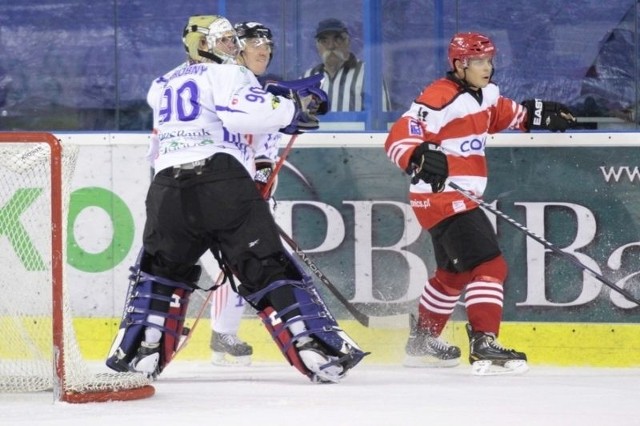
[34,133,640,323]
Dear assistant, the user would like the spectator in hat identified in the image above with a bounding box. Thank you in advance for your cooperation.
[302,18,391,112]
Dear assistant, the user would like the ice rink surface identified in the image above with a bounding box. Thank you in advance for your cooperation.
[2,362,637,426]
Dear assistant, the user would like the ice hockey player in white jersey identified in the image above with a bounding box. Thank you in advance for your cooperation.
[208,21,280,367]
[106,14,368,384]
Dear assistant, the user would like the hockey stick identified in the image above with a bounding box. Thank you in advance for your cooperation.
[263,133,298,196]
[277,227,371,327]
[278,226,408,328]
[448,181,640,306]
[175,134,299,355]
[174,272,224,354]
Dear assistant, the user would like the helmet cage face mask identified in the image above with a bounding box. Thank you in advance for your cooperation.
[182,15,239,64]
[204,18,239,63]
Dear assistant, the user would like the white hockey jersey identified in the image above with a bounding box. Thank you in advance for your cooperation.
[146,62,294,174]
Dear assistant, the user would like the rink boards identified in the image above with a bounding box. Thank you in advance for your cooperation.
[8,131,640,367]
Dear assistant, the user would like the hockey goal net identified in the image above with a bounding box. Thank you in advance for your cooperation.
[0,132,154,403]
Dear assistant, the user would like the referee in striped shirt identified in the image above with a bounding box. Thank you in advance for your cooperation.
[302,18,391,112]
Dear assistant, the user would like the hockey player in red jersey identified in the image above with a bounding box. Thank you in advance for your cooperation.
[384,32,576,375]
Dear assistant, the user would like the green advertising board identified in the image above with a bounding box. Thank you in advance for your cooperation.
[274,135,640,324]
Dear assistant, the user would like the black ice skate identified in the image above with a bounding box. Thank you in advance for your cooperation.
[466,323,528,376]
[403,314,461,368]
[210,331,253,366]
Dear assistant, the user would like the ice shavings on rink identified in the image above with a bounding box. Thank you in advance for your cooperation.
[2,362,638,426]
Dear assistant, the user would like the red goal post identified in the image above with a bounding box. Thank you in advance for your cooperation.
[0,132,154,403]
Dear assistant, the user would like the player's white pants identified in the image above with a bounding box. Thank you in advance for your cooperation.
[210,283,245,335]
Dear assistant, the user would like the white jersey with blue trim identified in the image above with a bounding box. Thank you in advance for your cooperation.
[248,132,281,174]
[146,61,294,175]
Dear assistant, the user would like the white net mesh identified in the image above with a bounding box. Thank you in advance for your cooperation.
[0,135,153,401]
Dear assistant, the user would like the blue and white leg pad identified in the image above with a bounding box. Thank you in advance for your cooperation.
[248,277,369,382]
[106,266,194,375]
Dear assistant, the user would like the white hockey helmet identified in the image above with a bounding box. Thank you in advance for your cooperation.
[182,15,239,64]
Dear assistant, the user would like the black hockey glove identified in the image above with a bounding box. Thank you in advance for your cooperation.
[521,99,577,132]
[409,142,448,192]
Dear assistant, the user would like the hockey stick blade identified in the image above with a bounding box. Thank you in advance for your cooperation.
[448,181,640,306]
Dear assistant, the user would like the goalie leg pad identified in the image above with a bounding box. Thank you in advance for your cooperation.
[106,264,194,376]
[257,306,308,375]
[248,277,369,382]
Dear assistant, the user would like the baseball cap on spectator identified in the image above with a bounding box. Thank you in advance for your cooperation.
[315,18,349,38]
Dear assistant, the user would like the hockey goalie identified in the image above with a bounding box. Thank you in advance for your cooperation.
[105,14,367,384]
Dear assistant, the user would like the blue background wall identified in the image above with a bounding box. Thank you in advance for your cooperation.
[0,0,637,130]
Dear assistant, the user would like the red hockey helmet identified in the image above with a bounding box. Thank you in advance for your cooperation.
[448,32,496,69]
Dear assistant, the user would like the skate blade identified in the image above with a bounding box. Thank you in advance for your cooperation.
[403,355,460,368]
[471,359,529,376]
[299,349,344,384]
[211,352,252,367]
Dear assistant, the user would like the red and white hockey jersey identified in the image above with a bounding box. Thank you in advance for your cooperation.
[385,75,528,229]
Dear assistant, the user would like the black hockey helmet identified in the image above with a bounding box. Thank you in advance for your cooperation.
[235,21,273,43]
[234,21,274,62]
